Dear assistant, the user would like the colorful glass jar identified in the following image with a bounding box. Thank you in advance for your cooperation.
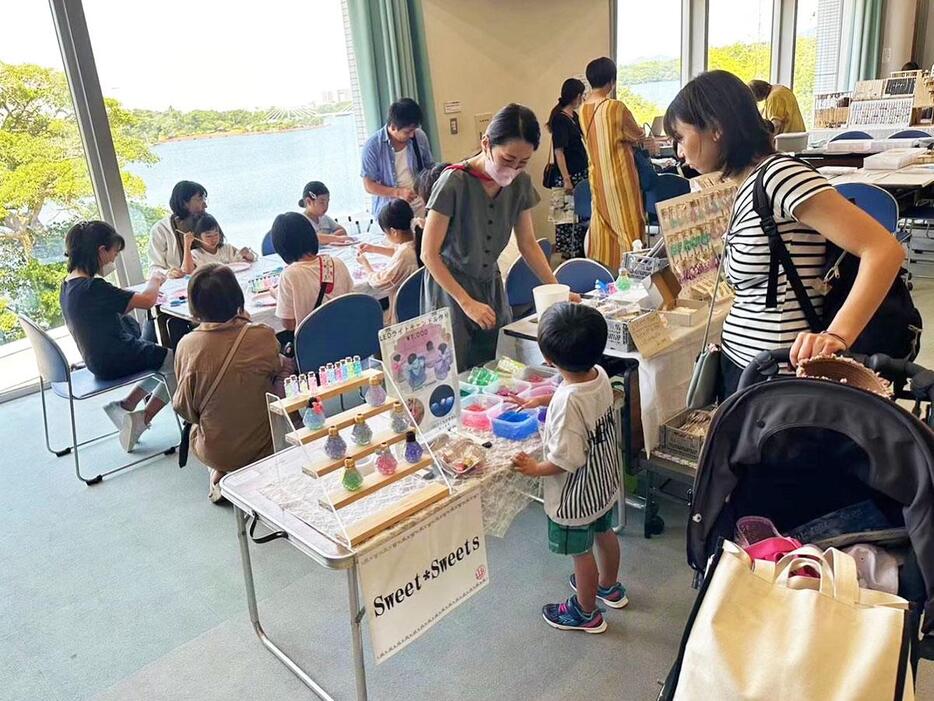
[390,401,410,433]
[403,430,424,464]
[324,426,347,460]
[302,397,326,430]
[341,458,364,491]
[350,415,373,446]
[375,443,397,476]
[365,376,387,407]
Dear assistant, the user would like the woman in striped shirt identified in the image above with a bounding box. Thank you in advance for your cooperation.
[664,71,904,397]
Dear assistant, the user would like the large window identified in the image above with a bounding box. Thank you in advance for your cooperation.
[83,0,360,267]
[793,0,820,129]
[707,0,774,83]
[0,4,100,367]
[615,0,682,127]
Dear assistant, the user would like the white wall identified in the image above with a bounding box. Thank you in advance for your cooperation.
[420,0,613,240]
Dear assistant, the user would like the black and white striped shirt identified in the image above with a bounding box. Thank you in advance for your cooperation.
[722,155,832,368]
[542,366,620,527]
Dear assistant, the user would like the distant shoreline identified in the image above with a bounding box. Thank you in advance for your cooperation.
[156,122,328,145]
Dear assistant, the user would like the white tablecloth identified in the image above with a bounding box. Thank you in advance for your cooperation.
[496,303,729,454]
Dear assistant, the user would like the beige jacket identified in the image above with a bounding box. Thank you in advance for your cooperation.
[173,317,281,473]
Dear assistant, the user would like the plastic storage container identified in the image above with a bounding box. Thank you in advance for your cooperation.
[458,369,501,397]
[487,377,531,399]
[460,395,504,431]
[517,384,556,403]
[519,365,561,386]
[491,410,539,441]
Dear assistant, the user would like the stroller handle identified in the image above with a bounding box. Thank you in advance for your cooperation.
[738,348,934,403]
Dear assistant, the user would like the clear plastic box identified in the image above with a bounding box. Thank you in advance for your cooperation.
[491,410,539,441]
[460,394,504,431]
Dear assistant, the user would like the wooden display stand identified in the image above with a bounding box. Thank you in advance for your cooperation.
[269,362,453,548]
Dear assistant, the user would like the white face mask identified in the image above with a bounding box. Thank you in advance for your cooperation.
[483,147,521,187]
[100,261,116,278]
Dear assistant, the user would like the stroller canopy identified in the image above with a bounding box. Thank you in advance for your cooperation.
[689,377,934,633]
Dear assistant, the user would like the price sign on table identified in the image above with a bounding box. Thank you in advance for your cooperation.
[627,311,673,358]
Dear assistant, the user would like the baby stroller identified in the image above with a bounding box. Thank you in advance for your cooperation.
[660,349,934,699]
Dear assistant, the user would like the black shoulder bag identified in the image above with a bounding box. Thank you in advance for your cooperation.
[753,160,922,360]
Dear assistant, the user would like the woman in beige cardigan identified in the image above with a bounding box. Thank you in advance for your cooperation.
[173,264,282,502]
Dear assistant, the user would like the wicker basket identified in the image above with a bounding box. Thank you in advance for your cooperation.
[658,406,715,464]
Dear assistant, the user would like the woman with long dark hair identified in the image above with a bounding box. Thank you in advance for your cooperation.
[148,180,207,278]
[421,103,568,369]
[664,70,903,397]
[547,78,588,259]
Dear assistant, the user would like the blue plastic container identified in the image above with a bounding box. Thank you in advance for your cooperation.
[491,410,539,441]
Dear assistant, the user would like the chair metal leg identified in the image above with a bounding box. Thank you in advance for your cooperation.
[39,379,71,458]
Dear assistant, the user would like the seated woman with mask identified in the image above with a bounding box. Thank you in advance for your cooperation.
[298,181,353,246]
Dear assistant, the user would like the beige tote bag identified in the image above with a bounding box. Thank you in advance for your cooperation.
[670,542,914,701]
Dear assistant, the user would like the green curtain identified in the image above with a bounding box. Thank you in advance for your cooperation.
[844,0,885,88]
[857,0,884,82]
[347,0,440,155]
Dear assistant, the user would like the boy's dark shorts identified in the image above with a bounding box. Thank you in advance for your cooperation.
[548,509,614,555]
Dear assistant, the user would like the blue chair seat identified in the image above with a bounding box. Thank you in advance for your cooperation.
[52,367,163,401]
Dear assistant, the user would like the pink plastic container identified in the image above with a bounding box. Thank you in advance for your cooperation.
[517,384,555,403]
[519,365,561,387]
[460,395,504,431]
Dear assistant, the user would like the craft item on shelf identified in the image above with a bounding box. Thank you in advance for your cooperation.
[795,355,893,398]
[365,376,387,406]
[353,355,363,376]
[335,362,345,383]
[403,430,424,464]
[296,373,307,393]
[491,410,539,441]
[390,401,410,433]
[284,375,298,397]
[615,269,631,291]
[302,397,326,430]
[375,443,398,476]
[324,426,347,460]
[340,458,364,492]
[326,363,337,384]
[350,415,373,446]
[317,366,327,386]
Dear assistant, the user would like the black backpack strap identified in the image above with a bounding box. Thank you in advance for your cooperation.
[413,132,424,173]
[752,164,824,333]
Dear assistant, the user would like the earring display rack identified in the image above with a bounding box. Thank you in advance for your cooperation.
[656,181,737,297]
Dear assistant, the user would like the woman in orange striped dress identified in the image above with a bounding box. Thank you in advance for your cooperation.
[581,57,646,271]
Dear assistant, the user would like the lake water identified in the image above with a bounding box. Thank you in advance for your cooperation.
[128,115,367,253]
[128,79,680,252]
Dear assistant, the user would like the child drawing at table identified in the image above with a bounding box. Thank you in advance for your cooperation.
[512,303,626,634]
[356,198,420,323]
[298,181,353,246]
[181,214,256,274]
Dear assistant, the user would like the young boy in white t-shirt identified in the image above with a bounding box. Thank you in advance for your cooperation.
[513,302,626,633]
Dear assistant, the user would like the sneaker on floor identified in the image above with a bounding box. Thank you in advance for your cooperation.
[103,400,128,431]
[208,480,225,504]
[569,574,629,609]
[542,595,606,633]
[119,410,149,452]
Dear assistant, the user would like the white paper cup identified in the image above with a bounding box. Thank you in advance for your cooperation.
[533,284,570,317]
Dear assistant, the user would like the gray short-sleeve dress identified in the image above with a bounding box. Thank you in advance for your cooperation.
[423,166,541,370]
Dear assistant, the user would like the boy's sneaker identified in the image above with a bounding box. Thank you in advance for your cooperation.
[569,574,629,609]
[542,595,606,633]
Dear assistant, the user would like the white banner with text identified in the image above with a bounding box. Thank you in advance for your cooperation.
[357,488,489,664]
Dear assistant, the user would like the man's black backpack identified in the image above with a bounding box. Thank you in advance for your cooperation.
[753,162,922,360]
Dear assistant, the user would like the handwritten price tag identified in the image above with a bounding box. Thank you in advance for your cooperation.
[627,311,673,358]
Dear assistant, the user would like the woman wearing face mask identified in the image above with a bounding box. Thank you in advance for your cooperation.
[421,103,565,370]
[60,221,175,453]
[298,181,353,246]
[547,78,588,259]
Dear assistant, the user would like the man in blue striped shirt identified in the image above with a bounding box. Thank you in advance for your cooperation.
[360,98,434,217]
